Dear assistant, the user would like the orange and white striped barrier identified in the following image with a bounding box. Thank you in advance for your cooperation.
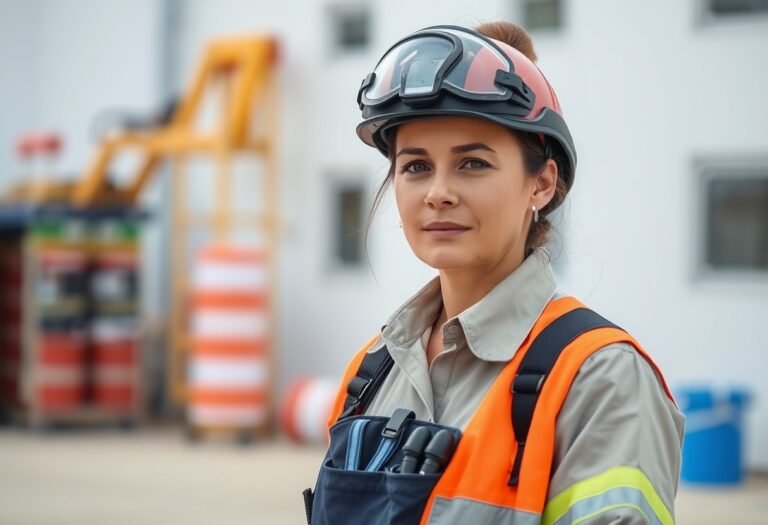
[280,377,338,444]
[188,245,269,429]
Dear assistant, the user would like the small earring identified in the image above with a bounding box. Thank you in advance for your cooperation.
[398,221,402,228]
[532,205,539,223]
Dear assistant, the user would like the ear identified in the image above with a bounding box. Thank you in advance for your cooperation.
[532,159,558,209]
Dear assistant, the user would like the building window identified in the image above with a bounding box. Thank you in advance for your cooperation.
[328,3,370,53]
[698,0,768,24]
[707,0,768,17]
[521,0,563,31]
[333,184,365,267]
[698,161,768,274]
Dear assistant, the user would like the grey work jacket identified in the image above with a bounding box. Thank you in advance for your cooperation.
[362,246,685,524]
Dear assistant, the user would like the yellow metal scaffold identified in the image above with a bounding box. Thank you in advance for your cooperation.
[69,35,281,435]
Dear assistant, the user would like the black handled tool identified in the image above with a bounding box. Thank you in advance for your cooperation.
[399,426,433,474]
[418,429,457,475]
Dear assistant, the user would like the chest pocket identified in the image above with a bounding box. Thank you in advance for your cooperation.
[306,408,462,525]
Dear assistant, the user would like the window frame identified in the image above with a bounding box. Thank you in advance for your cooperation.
[696,0,768,27]
[325,169,370,273]
[514,0,567,34]
[326,1,372,56]
[693,155,768,284]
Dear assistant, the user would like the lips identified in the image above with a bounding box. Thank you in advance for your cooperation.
[423,221,470,231]
[422,221,471,239]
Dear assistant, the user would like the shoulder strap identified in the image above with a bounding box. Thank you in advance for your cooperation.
[337,346,395,422]
[508,307,621,486]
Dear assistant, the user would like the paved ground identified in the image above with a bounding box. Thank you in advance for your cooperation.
[0,426,766,524]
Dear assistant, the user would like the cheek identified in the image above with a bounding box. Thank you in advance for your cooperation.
[394,181,425,251]
[473,178,527,236]
[394,178,418,219]
[393,178,406,216]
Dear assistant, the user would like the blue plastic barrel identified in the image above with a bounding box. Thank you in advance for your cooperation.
[675,387,751,485]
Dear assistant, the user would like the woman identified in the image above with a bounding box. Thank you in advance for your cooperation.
[306,21,684,525]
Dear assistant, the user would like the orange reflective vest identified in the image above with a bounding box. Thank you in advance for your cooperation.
[326,295,675,525]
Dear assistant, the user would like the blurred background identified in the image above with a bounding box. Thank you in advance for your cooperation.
[0,0,766,523]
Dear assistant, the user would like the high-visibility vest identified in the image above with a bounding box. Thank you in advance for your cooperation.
[325,295,675,525]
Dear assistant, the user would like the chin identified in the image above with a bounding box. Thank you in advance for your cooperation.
[417,248,477,271]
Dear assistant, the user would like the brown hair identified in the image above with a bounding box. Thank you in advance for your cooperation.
[365,21,569,258]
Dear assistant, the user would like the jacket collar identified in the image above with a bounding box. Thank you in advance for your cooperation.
[380,246,558,362]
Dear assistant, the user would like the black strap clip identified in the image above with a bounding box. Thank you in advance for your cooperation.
[338,346,396,423]
[339,376,372,419]
[512,373,546,395]
[494,69,535,109]
[348,375,373,401]
[382,408,415,439]
[357,72,376,109]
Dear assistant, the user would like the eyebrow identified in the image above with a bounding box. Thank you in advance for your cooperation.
[395,142,497,158]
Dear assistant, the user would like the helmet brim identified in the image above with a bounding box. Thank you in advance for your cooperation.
[356,107,577,192]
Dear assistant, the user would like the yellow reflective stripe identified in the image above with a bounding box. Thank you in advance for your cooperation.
[573,503,650,525]
[542,466,673,525]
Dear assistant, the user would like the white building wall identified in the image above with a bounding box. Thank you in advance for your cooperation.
[33,0,162,175]
[0,1,40,190]
[0,0,162,178]
[554,1,768,470]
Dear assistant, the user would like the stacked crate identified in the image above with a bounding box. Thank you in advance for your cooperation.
[0,214,146,427]
[89,219,141,418]
[29,219,90,418]
[0,241,23,417]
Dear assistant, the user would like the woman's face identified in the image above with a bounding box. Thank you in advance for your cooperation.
[393,115,545,273]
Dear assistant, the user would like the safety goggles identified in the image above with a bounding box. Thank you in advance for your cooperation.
[357,25,535,116]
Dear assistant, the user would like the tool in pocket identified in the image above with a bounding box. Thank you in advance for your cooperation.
[303,408,461,525]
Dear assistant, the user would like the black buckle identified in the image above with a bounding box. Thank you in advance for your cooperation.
[382,408,415,438]
[341,376,373,419]
[494,69,534,109]
[512,373,546,394]
[357,72,376,109]
[347,376,372,401]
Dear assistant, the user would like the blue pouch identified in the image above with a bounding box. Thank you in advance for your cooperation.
[304,409,462,525]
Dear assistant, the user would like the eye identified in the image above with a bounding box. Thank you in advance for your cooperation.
[462,158,491,169]
[398,160,430,175]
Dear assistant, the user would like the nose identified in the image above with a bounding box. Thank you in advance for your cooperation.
[424,170,458,209]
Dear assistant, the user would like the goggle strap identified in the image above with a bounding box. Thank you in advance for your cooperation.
[494,70,535,110]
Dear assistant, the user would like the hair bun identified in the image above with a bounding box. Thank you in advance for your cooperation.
[475,21,537,63]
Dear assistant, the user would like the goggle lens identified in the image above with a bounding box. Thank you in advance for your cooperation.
[365,28,512,103]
